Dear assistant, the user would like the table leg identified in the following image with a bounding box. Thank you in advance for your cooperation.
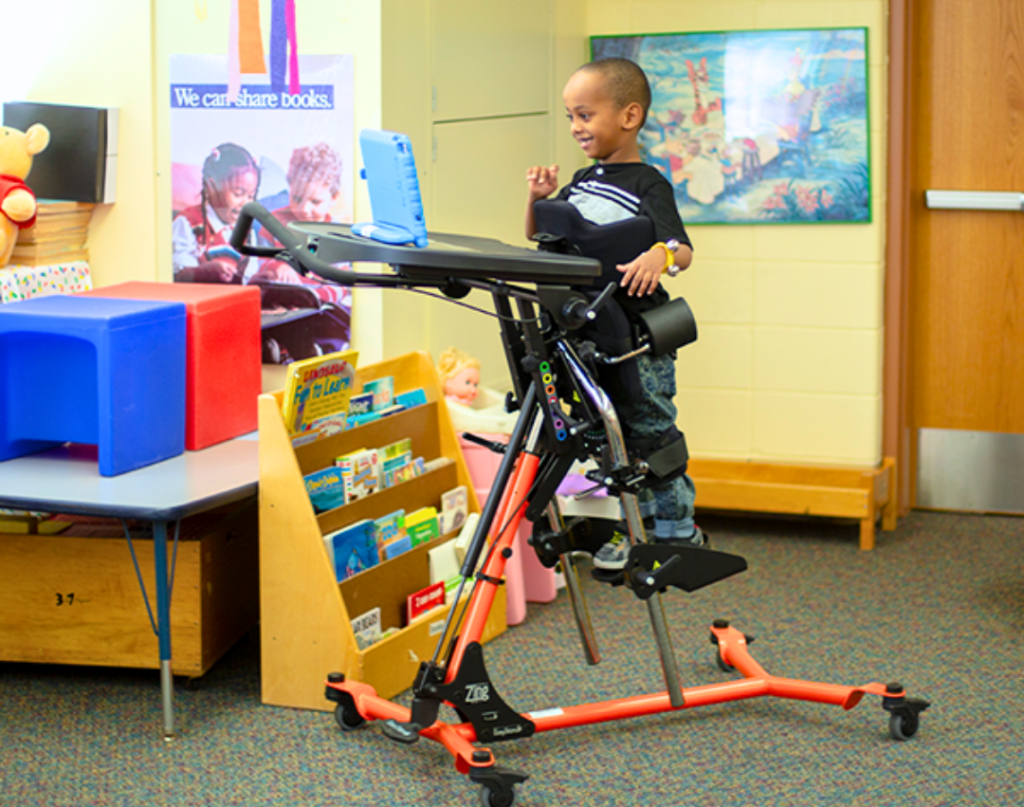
[153,520,175,740]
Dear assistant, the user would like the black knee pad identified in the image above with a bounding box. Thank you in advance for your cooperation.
[625,427,689,483]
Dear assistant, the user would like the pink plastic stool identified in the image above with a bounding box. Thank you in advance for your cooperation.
[459,433,560,625]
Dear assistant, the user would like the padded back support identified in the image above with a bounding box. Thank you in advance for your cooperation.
[533,199,654,287]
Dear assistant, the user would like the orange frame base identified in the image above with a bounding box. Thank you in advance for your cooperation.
[324,451,912,785]
[326,622,904,777]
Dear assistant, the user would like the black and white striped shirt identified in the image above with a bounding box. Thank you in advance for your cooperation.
[557,162,691,248]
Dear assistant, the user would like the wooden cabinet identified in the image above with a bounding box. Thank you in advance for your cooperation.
[258,351,506,711]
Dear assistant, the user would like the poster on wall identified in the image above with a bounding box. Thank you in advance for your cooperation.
[592,28,870,225]
[170,53,354,364]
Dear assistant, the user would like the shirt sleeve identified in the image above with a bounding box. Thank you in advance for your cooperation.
[171,214,201,272]
[555,166,590,201]
[640,174,692,250]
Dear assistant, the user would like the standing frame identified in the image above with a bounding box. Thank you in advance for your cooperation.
[592,28,871,225]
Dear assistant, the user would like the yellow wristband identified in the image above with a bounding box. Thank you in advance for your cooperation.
[653,242,674,274]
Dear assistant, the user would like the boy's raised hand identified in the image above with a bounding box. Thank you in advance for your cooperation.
[526,164,559,200]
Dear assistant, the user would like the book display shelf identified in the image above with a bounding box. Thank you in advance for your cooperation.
[258,351,507,711]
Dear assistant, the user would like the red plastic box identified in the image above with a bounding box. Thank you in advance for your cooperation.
[80,282,261,450]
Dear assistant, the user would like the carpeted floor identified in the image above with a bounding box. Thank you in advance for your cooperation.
[1,510,1021,806]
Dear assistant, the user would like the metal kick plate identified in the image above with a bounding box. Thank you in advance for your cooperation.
[917,428,1024,514]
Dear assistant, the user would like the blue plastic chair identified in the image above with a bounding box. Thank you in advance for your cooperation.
[0,294,187,476]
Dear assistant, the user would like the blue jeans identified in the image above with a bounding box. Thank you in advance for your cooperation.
[622,353,696,540]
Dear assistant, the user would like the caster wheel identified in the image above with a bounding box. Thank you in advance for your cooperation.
[889,711,919,741]
[334,701,365,732]
[714,652,735,673]
[479,784,516,807]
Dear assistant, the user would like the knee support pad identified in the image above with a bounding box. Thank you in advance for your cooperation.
[625,427,690,483]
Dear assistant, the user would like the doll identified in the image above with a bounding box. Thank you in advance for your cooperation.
[437,347,480,406]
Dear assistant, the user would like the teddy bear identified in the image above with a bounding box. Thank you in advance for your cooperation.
[0,122,51,267]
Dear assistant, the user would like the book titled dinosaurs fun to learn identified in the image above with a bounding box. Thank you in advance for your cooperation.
[281,349,359,436]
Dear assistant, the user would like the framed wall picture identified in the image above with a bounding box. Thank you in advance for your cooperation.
[592,28,871,225]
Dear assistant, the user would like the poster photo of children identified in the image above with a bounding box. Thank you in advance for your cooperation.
[170,54,354,364]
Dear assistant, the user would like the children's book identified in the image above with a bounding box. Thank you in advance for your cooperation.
[373,509,406,558]
[453,511,481,566]
[363,376,395,411]
[380,438,413,460]
[405,506,440,546]
[346,411,381,428]
[342,448,381,502]
[324,519,378,582]
[350,606,381,650]
[381,450,412,488]
[428,539,460,586]
[406,580,446,623]
[281,349,359,435]
[347,392,374,418]
[395,388,427,409]
[381,533,413,560]
[422,456,455,474]
[439,484,469,535]
[335,447,363,493]
[312,414,348,437]
[304,466,348,514]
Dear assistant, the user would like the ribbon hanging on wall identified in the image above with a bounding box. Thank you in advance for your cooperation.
[228,0,268,102]
[270,0,301,94]
[239,0,267,73]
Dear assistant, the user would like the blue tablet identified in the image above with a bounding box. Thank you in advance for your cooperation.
[351,129,429,248]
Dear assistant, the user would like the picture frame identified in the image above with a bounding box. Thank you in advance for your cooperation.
[591,28,871,225]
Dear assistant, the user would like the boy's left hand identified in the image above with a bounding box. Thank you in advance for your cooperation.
[616,249,664,297]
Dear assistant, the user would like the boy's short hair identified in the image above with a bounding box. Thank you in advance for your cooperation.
[287,142,343,196]
[578,58,652,126]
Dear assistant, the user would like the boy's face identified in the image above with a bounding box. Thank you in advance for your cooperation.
[207,169,258,226]
[289,178,339,222]
[563,70,640,163]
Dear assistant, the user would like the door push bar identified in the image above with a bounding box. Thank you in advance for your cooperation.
[925,189,1024,211]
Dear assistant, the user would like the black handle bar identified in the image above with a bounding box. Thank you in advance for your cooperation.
[231,202,423,289]
[229,202,619,330]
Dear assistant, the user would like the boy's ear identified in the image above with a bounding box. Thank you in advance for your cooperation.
[621,101,645,131]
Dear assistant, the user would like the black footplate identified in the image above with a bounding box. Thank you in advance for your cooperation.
[625,543,747,599]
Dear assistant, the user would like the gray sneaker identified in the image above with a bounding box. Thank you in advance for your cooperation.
[593,531,630,570]
[653,526,707,548]
[594,526,707,571]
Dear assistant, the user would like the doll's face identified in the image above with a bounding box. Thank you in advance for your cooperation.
[444,366,479,405]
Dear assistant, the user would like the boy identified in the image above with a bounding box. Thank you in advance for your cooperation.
[525,57,703,571]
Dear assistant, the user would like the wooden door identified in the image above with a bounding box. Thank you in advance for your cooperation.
[907,0,1024,511]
